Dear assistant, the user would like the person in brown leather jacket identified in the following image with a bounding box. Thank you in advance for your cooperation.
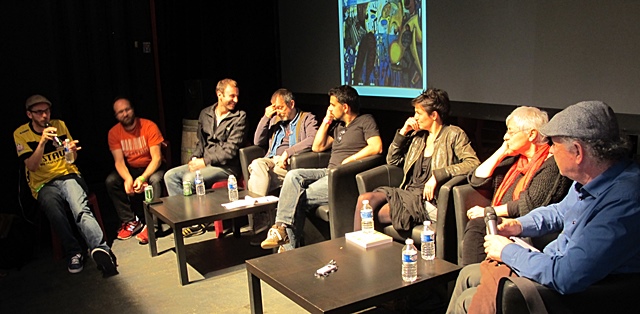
[353,88,480,231]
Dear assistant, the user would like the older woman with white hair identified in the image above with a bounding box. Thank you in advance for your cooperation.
[460,106,572,266]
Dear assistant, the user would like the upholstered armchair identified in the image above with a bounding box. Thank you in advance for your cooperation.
[355,163,467,263]
[497,273,640,313]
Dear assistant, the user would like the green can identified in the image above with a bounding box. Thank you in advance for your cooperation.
[183,181,192,196]
[144,185,154,203]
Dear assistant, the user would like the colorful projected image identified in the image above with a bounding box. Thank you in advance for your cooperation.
[340,0,426,97]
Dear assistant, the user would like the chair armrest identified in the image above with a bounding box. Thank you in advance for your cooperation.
[161,140,172,168]
[355,164,404,194]
[239,145,266,185]
[327,155,385,239]
[290,151,331,169]
[452,183,493,265]
[497,273,640,314]
[434,175,468,262]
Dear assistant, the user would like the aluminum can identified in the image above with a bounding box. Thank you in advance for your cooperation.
[144,185,154,203]
[183,181,192,196]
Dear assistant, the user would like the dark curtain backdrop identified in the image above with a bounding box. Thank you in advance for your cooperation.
[154,0,281,166]
[3,0,281,217]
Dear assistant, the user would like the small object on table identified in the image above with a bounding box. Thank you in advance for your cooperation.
[315,259,338,277]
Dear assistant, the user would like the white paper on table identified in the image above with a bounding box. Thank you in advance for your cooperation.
[221,195,279,209]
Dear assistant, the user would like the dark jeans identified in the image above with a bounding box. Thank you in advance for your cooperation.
[38,174,109,258]
[105,166,165,224]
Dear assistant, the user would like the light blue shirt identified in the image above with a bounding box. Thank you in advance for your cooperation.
[501,159,640,294]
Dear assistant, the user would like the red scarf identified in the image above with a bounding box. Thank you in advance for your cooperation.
[492,144,551,206]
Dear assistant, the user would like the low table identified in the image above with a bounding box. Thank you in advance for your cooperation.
[144,188,277,285]
[246,237,461,314]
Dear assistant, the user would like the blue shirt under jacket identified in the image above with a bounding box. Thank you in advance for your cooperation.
[501,159,640,295]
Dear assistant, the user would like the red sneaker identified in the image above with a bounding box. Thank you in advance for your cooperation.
[117,220,142,240]
[136,225,149,245]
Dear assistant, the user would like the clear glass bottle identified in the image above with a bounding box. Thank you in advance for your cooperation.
[360,200,374,234]
[227,174,238,201]
[402,238,418,282]
[194,170,205,196]
[421,221,435,260]
[64,139,75,164]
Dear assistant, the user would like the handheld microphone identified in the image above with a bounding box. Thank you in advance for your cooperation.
[484,206,498,235]
[44,123,63,146]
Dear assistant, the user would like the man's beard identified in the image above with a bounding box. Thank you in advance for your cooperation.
[120,116,135,128]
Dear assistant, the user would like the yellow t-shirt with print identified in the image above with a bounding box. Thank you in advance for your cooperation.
[14,119,80,198]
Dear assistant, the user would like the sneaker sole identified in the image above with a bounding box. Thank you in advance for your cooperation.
[68,266,83,274]
[92,249,119,278]
[261,241,287,250]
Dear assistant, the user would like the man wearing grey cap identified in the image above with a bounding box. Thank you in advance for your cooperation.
[447,101,640,314]
[14,94,118,277]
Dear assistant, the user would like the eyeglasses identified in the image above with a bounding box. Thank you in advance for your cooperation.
[29,108,50,115]
[337,129,346,143]
[115,107,132,117]
[505,128,525,136]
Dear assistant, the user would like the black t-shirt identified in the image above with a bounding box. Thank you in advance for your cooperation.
[328,114,380,168]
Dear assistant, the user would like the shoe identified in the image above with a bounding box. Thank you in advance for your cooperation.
[68,253,84,274]
[136,225,149,245]
[91,248,118,278]
[261,224,289,249]
[182,224,206,238]
[117,220,143,240]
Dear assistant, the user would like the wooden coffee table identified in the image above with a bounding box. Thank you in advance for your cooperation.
[143,188,277,285]
[245,237,461,314]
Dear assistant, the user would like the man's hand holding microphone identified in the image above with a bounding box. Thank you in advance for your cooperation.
[483,206,523,262]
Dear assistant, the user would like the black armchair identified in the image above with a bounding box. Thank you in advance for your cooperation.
[238,145,266,188]
[290,152,385,240]
[452,183,560,265]
[452,183,493,265]
[497,273,640,314]
[355,164,467,263]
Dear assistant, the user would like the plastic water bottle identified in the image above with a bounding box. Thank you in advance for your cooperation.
[194,170,206,196]
[227,174,239,201]
[402,238,418,282]
[63,139,75,164]
[360,200,374,234]
[421,221,435,260]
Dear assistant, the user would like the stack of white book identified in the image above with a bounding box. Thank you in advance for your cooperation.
[345,230,393,248]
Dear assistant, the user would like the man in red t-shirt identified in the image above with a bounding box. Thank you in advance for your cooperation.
[106,98,165,244]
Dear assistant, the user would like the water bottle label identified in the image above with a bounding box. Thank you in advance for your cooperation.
[421,234,433,242]
[402,252,418,263]
[360,210,373,219]
[228,182,237,189]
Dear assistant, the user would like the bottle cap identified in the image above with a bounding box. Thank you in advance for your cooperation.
[405,238,413,244]
[424,220,430,227]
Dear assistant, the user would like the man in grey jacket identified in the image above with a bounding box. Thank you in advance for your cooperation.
[163,78,246,236]
[244,88,318,234]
